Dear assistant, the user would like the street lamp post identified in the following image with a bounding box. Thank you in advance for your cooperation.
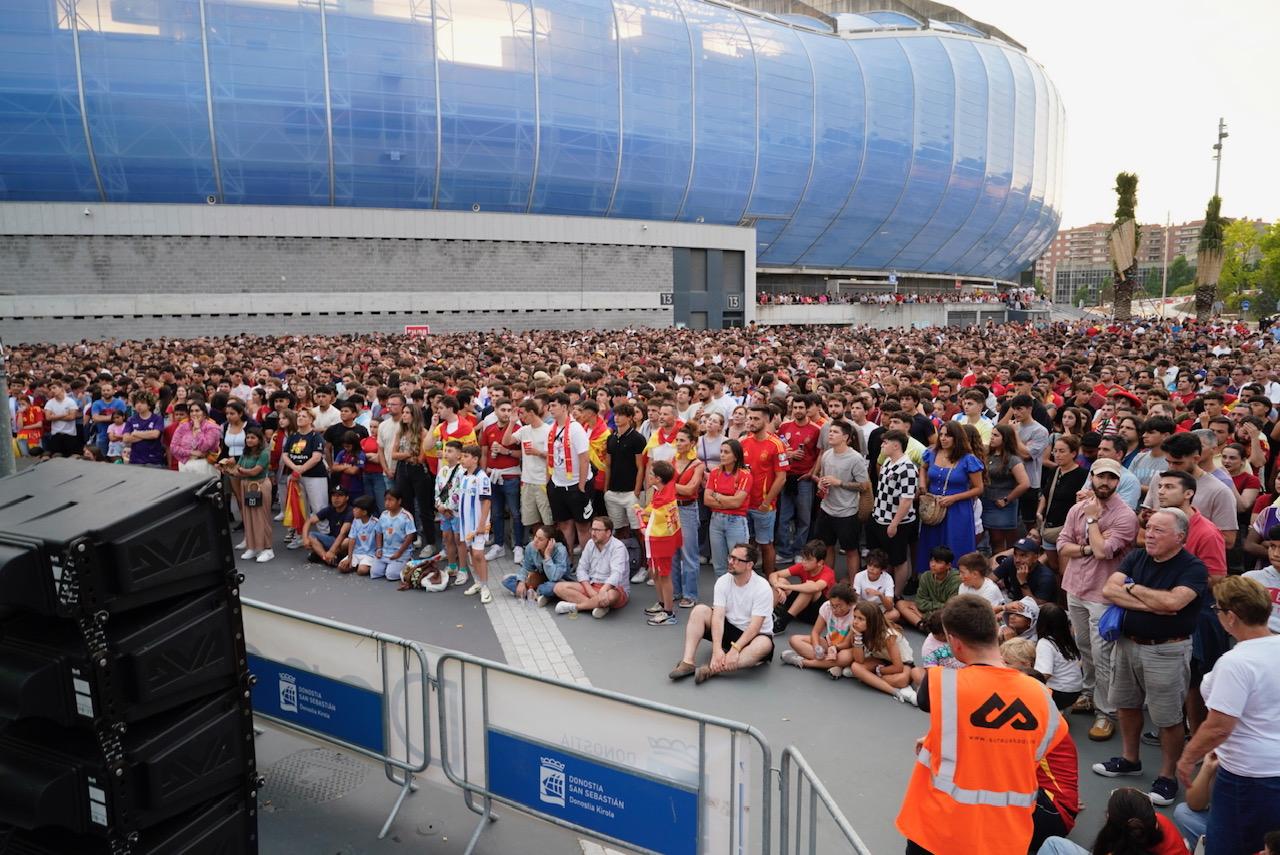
[1160,212,1170,319]
[1212,117,1229,197]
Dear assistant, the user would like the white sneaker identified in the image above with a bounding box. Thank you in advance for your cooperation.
[512,546,525,565]
[555,601,578,615]
[235,540,247,550]
[646,577,655,586]
[896,686,918,706]
[591,607,609,619]
[479,586,493,604]
[241,549,258,560]
[419,543,439,559]
[536,595,549,607]
[463,582,482,596]
[484,544,503,562]
[631,568,648,584]
[452,570,470,587]
[255,550,275,563]
[780,650,804,668]
[273,512,284,521]
[286,539,303,550]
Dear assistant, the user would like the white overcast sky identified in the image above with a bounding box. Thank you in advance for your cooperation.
[958,0,1280,229]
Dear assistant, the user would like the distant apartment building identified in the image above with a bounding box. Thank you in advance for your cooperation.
[1036,218,1270,305]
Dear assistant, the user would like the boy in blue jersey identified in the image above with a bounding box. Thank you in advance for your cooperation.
[372,488,417,582]
[338,495,380,576]
[454,444,494,604]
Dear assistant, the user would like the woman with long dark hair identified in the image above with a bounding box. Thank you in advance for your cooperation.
[1036,786,1188,855]
[982,423,1030,555]
[704,438,752,577]
[914,421,984,573]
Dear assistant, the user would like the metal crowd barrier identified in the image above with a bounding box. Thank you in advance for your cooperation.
[240,598,431,839]
[778,746,873,855]
[435,650,773,855]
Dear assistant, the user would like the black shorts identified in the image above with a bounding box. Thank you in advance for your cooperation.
[781,590,825,624]
[46,433,81,457]
[702,618,776,662]
[1019,487,1041,523]
[867,519,917,567]
[549,483,591,524]
[813,509,860,551]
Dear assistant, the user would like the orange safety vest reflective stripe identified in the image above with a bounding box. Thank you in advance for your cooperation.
[895,666,1062,855]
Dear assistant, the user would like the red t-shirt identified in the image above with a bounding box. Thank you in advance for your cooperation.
[163,419,184,470]
[740,433,790,510]
[1152,814,1192,855]
[360,434,382,474]
[1187,509,1227,578]
[481,421,520,473]
[786,562,835,595]
[1036,724,1079,833]
[1231,471,1261,496]
[778,420,821,475]
[706,467,753,516]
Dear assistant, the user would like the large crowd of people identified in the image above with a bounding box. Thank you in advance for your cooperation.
[757,287,1046,307]
[6,314,1280,855]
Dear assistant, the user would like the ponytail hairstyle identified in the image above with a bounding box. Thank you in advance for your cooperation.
[1090,787,1164,855]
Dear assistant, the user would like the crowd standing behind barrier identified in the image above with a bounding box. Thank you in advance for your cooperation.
[7,316,1280,854]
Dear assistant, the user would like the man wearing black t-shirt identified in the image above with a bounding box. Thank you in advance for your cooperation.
[604,403,647,538]
[1092,507,1207,807]
[994,538,1058,604]
[323,399,369,461]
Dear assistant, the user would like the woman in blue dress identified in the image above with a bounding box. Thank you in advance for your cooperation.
[914,421,985,573]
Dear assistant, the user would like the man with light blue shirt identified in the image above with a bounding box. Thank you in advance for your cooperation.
[1098,435,1142,511]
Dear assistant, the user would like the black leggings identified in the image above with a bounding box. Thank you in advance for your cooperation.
[395,462,435,545]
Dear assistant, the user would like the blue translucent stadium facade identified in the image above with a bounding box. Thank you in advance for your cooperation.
[0,0,1063,280]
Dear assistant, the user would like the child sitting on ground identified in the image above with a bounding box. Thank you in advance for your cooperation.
[852,549,899,623]
[767,540,836,633]
[338,495,379,576]
[998,596,1040,642]
[958,551,1005,608]
[999,636,1037,671]
[779,583,858,678]
[843,601,916,705]
[1031,603,1084,710]
[897,546,960,631]
[909,611,963,687]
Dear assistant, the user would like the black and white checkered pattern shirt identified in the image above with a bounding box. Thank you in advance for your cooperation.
[873,456,918,525]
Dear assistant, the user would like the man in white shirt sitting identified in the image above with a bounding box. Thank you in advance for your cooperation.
[554,517,630,619]
[669,543,775,684]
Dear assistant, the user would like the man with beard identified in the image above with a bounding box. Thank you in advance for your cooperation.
[1055,458,1139,742]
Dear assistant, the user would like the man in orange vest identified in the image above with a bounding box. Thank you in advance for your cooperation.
[896,595,1066,855]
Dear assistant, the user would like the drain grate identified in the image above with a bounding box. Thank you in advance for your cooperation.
[263,748,370,810]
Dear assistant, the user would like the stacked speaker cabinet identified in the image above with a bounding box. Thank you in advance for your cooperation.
[0,460,260,854]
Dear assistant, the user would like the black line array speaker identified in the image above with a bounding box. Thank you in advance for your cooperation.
[0,460,260,854]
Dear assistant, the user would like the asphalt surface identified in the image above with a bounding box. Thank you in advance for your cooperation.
[243,523,1175,854]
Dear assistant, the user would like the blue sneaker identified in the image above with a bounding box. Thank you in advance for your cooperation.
[1091,756,1142,777]
[1148,776,1178,806]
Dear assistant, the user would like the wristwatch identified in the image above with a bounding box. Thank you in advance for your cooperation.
[1085,516,1097,527]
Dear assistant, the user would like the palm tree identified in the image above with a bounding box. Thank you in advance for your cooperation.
[1109,172,1140,322]
[1195,195,1225,323]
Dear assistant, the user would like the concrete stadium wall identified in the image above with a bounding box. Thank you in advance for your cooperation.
[756,303,1013,328]
[0,203,754,343]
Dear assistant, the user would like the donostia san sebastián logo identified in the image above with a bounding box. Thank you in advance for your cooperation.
[279,672,298,714]
[539,757,566,808]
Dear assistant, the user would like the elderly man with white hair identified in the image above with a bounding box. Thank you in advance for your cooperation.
[1091,507,1209,809]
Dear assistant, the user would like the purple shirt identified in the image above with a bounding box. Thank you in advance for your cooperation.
[125,412,166,466]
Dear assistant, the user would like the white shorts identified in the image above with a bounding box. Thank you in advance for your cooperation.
[465,532,490,553]
[603,490,642,530]
[352,553,376,568]
[371,558,408,581]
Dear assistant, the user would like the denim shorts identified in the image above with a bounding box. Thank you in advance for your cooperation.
[747,507,777,545]
[439,515,459,533]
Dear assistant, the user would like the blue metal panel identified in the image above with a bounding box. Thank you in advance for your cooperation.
[979,51,1044,275]
[800,37,910,268]
[926,41,1013,273]
[76,0,217,202]
[0,0,98,200]
[675,0,753,224]
[761,29,864,263]
[848,34,952,270]
[528,0,619,215]
[952,45,1030,274]
[434,0,536,212]
[204,0,330,205]
[325,0,438,208]
[888,36,983,271]
[609,0,692,220]
[739,14,812,254]
[1006,72,1062,276]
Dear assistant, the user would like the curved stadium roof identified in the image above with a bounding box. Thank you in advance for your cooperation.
[0,0,1064,280]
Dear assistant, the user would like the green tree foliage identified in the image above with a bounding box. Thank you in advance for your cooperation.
[1195,196,1226,322]
[1110,172,1140,321]
[1167,255,1195,292]
[1253,222,1280,318]
[1219,219,1262,296]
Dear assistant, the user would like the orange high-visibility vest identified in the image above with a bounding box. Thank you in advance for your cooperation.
[895,665,1064,855]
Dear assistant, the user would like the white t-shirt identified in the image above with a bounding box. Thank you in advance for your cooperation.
[963,577,1005,607]
[311,405,341,432]
[377,417,400,476]
[514,423,551,486]
[852,569,895,606]
[1242,566,1280,633]
[713,572,775,636]
[1034,638,1084,693]
[1201,634,1280,777]
[44,396,79,435]
[548,418,589,488]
